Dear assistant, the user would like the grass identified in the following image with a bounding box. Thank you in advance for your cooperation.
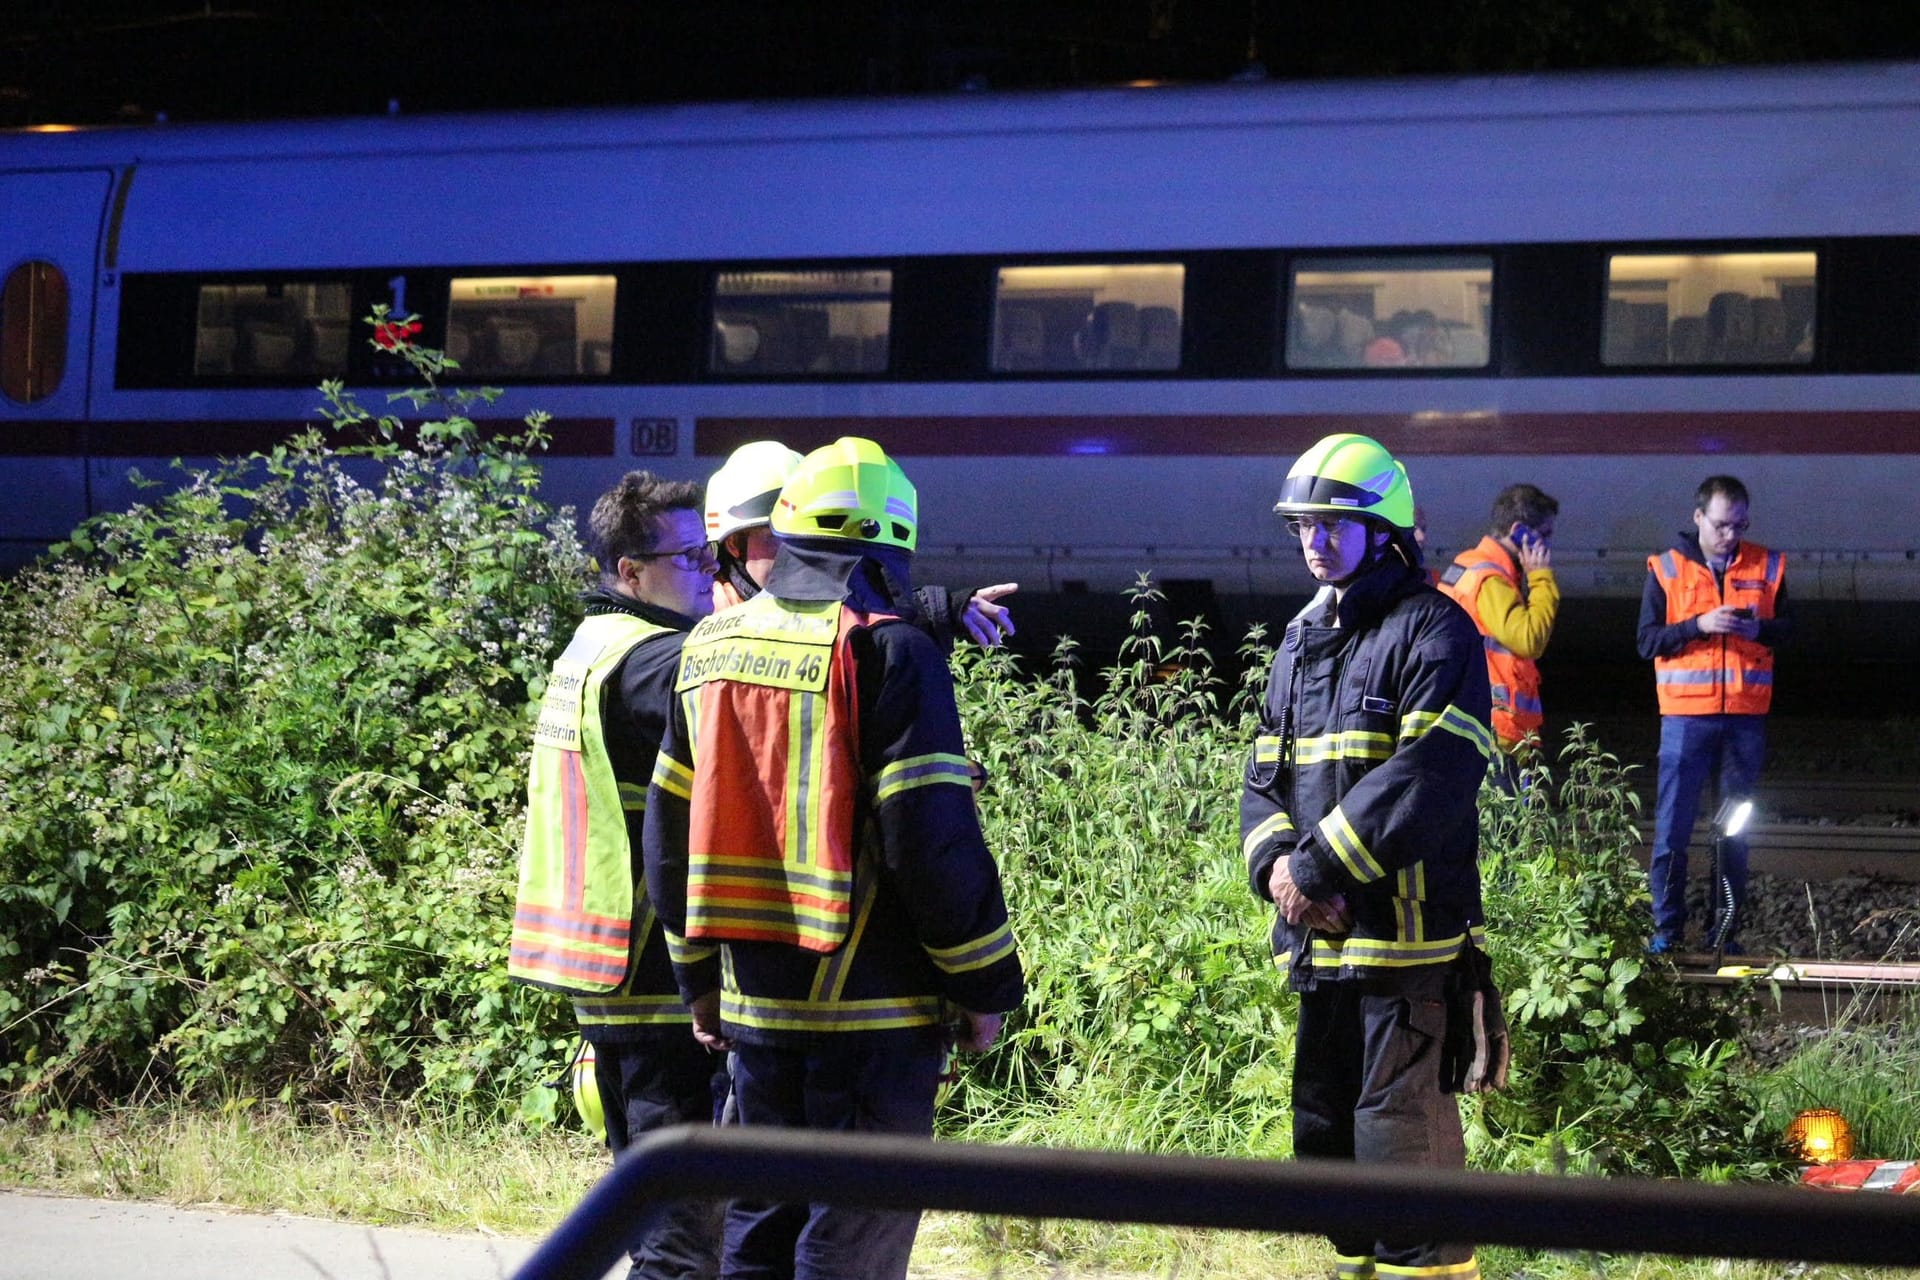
[0,1104,602,1236]
[1752,991,1920,1165]
[6,1104,1920,1280]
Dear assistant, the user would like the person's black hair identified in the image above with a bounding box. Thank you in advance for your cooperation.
[587,470,702,581]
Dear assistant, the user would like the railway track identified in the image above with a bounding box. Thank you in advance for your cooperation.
[1673,957,1920,1024]
[1633,774,1920,882]
[1625,777,1920,1020]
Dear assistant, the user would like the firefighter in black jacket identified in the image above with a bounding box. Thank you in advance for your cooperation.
[1241,433,1497,1280]
[645,437,1024,1280]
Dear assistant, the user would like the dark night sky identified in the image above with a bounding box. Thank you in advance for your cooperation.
[7,0,1920,129]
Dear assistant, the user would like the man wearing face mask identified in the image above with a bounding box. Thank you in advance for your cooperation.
[1637,475,1791,955]
[1440,484,1562,758]
[1240,433,1499,1280]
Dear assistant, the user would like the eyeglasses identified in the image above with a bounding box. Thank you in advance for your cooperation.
[1703,517,1750,537]
[628,543,717,571]
[1284,514,1359,537]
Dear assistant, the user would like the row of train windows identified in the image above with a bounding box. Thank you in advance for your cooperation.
[174,252,1821,383]
[0,247,1859,401]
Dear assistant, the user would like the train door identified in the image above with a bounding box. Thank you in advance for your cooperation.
[0,168,113,569]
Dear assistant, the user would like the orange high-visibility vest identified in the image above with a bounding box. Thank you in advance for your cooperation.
[674,594,898,953]
[1649,541,1784,716]
[1441,535,1543,747]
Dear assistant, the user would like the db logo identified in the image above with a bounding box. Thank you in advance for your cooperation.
[631,419,679,456]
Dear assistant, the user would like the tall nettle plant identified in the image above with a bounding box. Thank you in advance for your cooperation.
[0,311,584,1121]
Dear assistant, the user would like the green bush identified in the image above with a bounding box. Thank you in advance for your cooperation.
[1469,733,1790,1180]
[1,386,1795,1179]
[0,316,583,1119]
[947,585,1294,1156]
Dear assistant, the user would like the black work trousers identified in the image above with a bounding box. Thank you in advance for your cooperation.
[1292,968,1478,1280]
[721,1030,943,1280]
[593,1033,732,1280]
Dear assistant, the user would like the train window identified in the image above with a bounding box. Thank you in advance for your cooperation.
[708,268,892,376]
[1,260,69,404]
[992,263,1185,373]
[1604,252,1816,366]
[447,274,617,377]
[191,281,352,378]
[1285,256,1492,369]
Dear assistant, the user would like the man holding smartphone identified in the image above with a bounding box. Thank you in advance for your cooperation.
[1441,483,1562,759]
[1637,475,1793,954]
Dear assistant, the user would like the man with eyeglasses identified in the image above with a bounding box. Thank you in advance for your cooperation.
[1637,474,1791,956]
[509,470,729,1280]
[1242,433,1499,1280]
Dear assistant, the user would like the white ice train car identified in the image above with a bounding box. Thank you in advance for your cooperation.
[3,61,1918,648]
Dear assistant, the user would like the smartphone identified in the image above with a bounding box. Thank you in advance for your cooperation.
[1732,606,1755,620]
[1514,526,1539,549]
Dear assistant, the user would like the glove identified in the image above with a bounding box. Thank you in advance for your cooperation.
[1441,943,1510,1095]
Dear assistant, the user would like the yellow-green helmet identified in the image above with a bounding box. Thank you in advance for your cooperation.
[571,1042,606,1142]
[772,436,918,552]
[706,441,804,542]
[1273,432,1416,532]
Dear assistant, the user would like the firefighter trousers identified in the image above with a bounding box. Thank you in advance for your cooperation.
[721,1030,944,1280]
[1292,968,1479,1280]
[593,1033,732,1280]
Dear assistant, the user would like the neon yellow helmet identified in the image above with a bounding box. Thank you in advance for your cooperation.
[706,441,804,542]
[1273,432,1416,532]
[571,1042,606,1142]
[772,437,918,552]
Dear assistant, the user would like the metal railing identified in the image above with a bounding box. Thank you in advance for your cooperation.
[514,1126,1920,1280]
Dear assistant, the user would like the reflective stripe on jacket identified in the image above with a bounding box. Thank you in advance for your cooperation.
[645,558,1025,1048]
[673,593,879,952]
[511,612,671,994]
[1649,541,1783,716]
[1239,564,1494,989]
[1440,535,1546,747]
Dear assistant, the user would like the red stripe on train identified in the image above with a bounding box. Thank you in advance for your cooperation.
[697,411,1920,457]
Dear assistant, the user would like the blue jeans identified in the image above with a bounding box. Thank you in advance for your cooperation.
[1650,714,1766,942]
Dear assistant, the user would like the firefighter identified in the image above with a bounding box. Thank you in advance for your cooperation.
[1440,483,1562,757]
[1241,432,1498,1280]
[645,437,1025,1280]
[509,471,728,1280]
[703,437,1020,645]
[1637,474,1791,954]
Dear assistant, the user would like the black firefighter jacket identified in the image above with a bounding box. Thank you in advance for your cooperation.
[1240,559,1495,990]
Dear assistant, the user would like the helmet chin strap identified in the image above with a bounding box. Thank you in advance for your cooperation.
[716,540,763,601]
[871,557,916,614]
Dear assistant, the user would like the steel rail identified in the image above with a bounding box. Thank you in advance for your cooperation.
[512,1126,1920,1280]
[1634,822,1920,882]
